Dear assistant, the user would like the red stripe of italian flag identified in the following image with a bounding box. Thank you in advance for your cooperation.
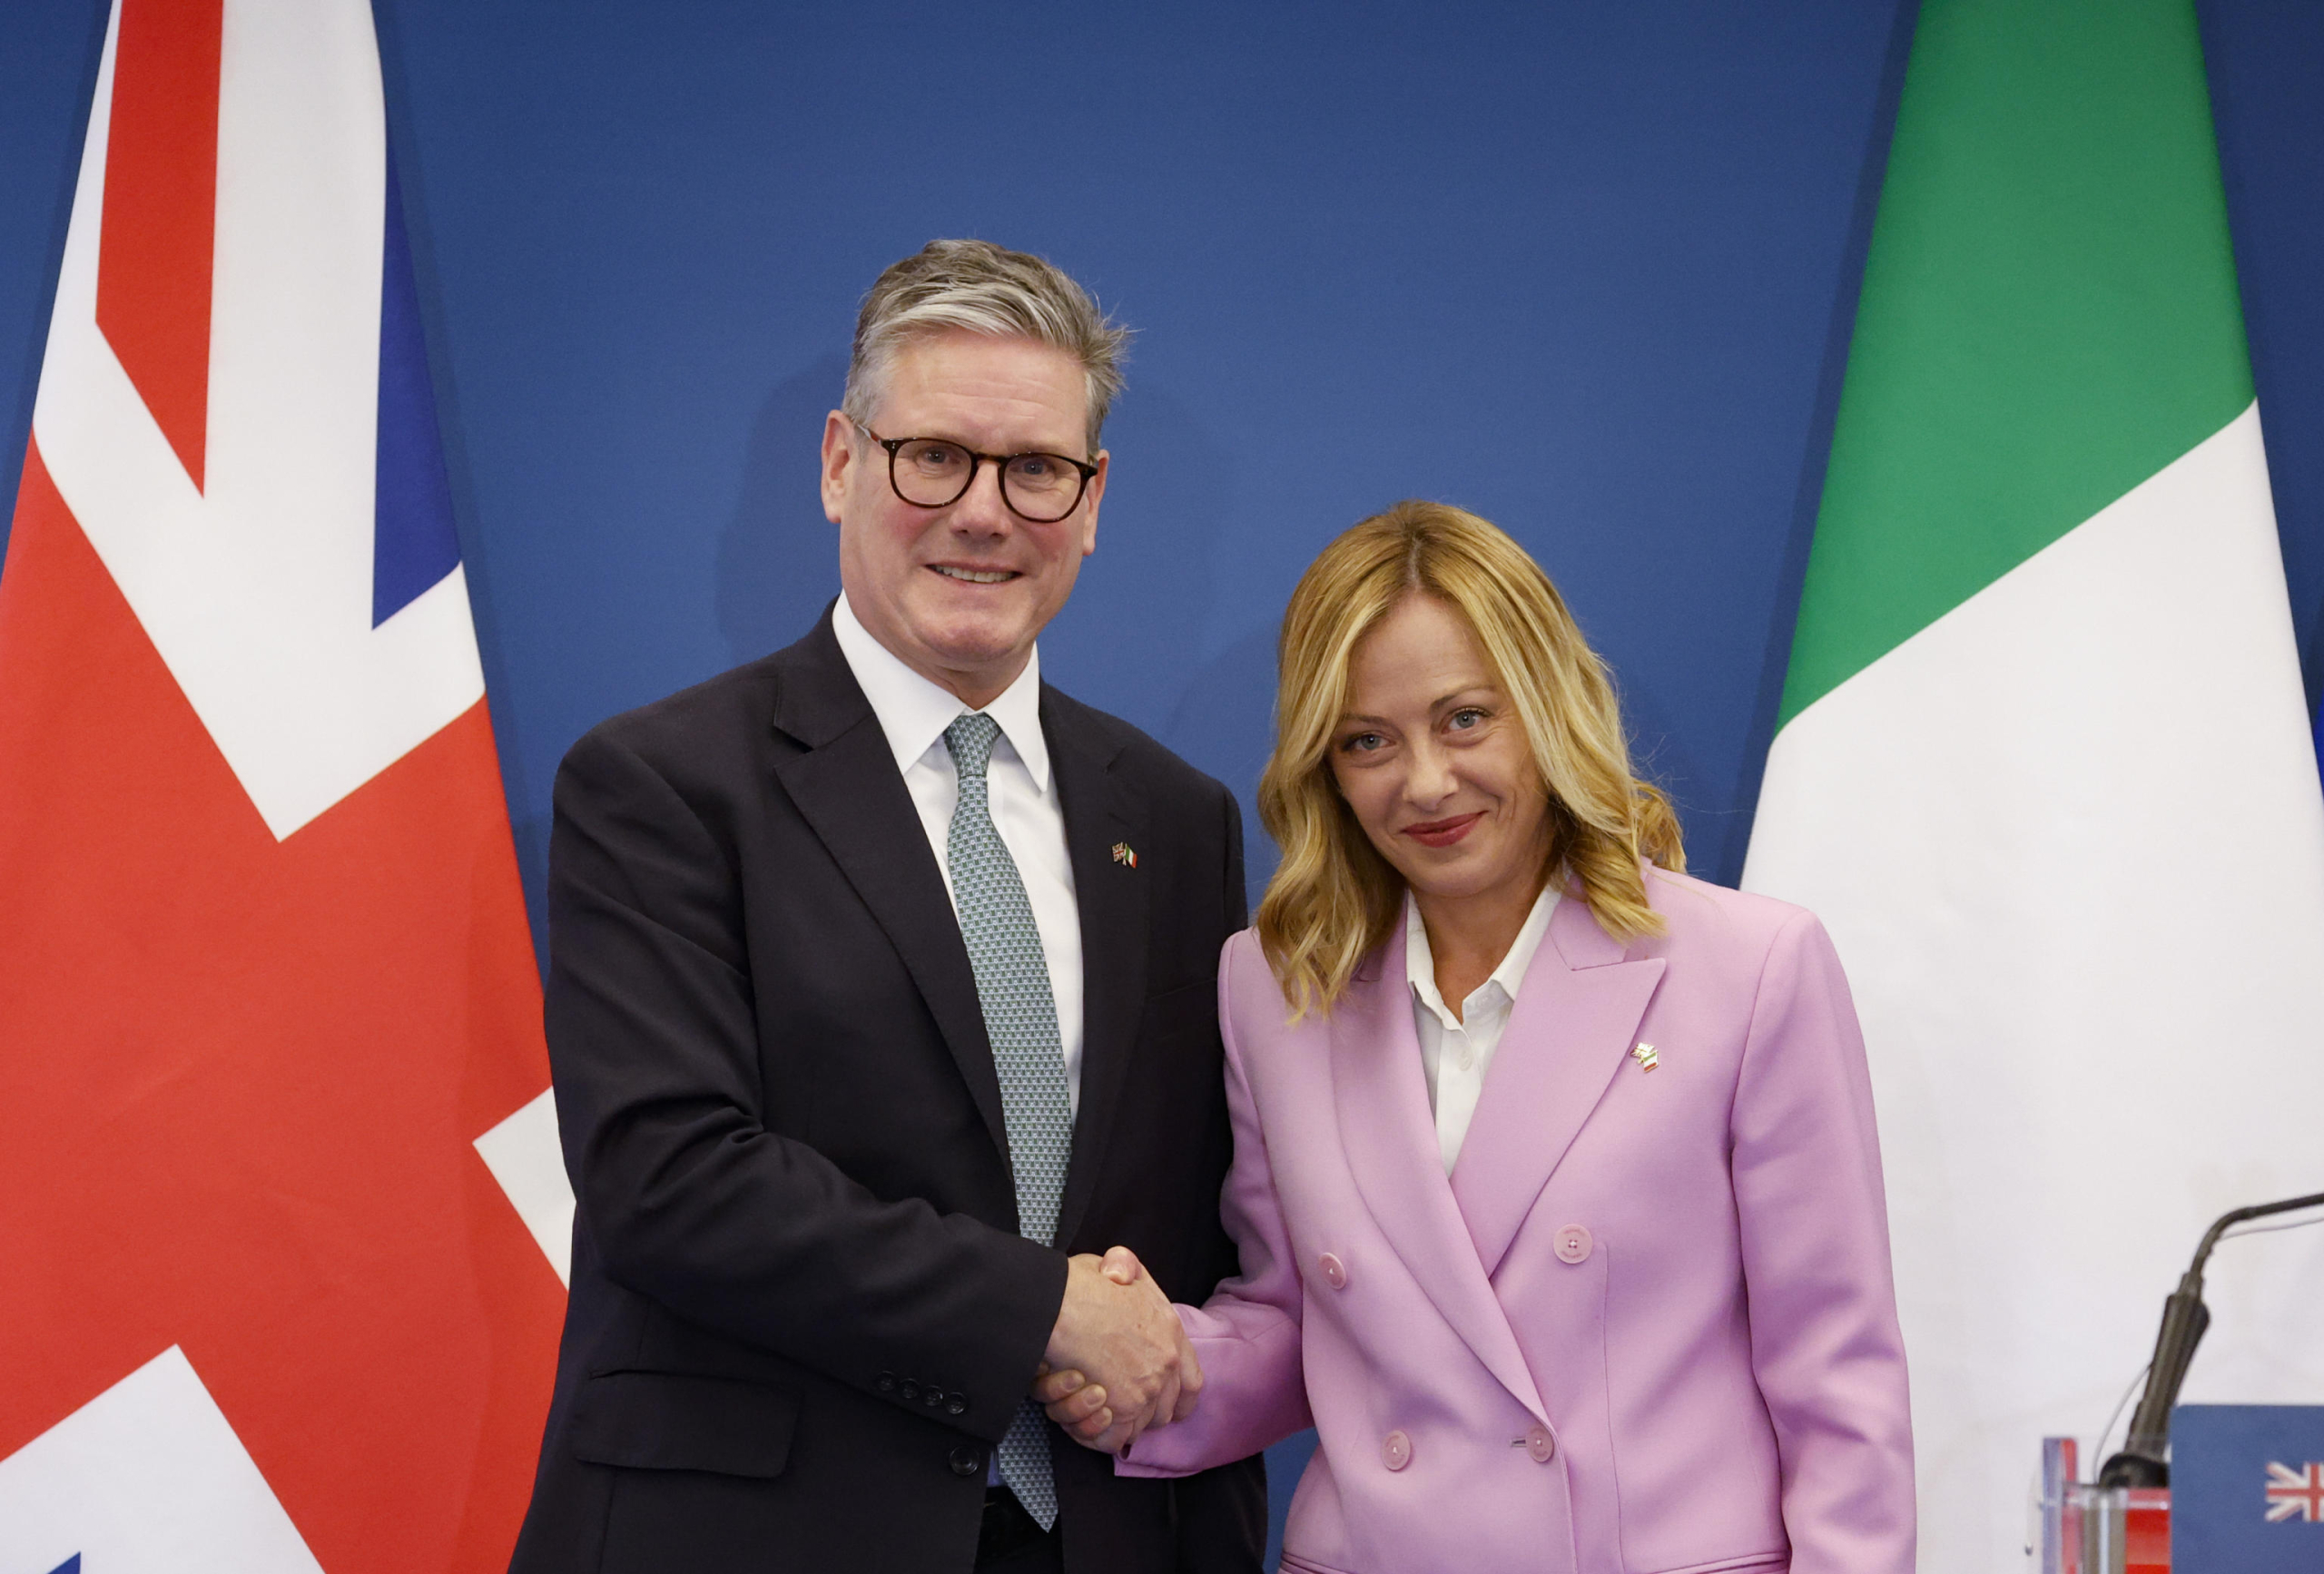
[1743,1,2324,1562]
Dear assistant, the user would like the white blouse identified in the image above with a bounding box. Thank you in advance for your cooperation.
[1404,884,1559,1174]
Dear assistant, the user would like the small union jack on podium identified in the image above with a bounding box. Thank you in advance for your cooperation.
[2172,1406,2324,1569]
[2263,1461,2324,1524]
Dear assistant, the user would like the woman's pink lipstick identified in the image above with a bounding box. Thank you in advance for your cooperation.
[1401,812,1483,849]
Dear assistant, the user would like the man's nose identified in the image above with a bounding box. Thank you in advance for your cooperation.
[949,457,1015,534]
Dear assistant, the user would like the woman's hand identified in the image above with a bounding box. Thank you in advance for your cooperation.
[1033,1245,1198,1452]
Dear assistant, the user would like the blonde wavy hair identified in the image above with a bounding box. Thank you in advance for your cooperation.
[1255,500,1685,1015]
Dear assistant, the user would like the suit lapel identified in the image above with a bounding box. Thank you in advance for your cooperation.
[1450,892,1667,1281]
[769,616,1010,1162]
[1046,691,1148,1251]
[1334,921,1548,1424]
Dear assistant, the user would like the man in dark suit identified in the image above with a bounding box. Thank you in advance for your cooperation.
[508,240,1265,1573]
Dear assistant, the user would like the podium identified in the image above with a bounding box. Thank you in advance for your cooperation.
[2035,1191,2324,1569]
[2033,1408,2324,1572]
[2170,1406,2324,1571]
[2031,1439,2167,1574]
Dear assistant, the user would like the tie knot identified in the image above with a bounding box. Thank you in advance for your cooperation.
[944,712,1002,780]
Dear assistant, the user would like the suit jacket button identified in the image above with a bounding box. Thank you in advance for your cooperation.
[1318,1252,1348,1290]
[900,1379,921,1402]
[1554,1225,1594,1264]
[875,1372,897,1394]
[922,1387,942,1408]
[1526,1423,1556,1463]
[946,1392,969,1416]
[1381,1430,1412,1471]
[949,1445,983,1478]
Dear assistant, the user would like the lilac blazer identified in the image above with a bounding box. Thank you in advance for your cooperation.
[1118,868,1914,1574]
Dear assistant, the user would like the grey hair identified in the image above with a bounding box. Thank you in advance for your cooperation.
[842,239,1131,451]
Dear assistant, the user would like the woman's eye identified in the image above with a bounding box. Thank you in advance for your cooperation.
[1448,708,1487,731]
[1339,732,1384,753]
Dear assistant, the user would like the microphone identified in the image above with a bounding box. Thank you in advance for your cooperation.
[2097,1188,2324,1488]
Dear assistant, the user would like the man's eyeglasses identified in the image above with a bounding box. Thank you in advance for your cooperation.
[856,422,1098,525]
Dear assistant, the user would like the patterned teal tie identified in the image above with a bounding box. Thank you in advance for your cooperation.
[944,712,1071,1530]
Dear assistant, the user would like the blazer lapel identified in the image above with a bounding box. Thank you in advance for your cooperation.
[1450,892,1668,1281]
[768,615,1009,1163]
[1046,692,1148,1251]
[1334,921,1548,1424]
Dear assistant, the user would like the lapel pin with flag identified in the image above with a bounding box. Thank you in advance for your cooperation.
[1111,841,1137,868]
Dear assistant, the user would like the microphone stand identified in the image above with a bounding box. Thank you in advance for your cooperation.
[2097,1189,2324,1489]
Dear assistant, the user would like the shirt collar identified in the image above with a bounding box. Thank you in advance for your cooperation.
[832,592,1051,793]
[1405,880,1561,1026]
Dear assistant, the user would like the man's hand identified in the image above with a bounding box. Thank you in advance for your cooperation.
[1033,1247,1147,1445]
[1036,1245,1201,1453]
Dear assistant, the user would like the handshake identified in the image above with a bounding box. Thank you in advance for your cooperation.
[1032,1245,1201,1455]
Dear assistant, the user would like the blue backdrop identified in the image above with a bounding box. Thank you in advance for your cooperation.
[4,3,2322,1564]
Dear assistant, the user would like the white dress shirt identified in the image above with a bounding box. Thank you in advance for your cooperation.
[1406,883,1560,1174]
[832,594,1086,1114]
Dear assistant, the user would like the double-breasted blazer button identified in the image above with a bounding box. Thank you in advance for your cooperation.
[921,1387,943,1409]
[949,1445,983,1478]
[1553,1225,1594,1264]
[1525,1423,1556,1463]
[945,1392,969,1416]
[1381,1430,1412,1471]
[900,1379,922,1402]
[1318,1252,1348,1290]
[875,1372,897,1394]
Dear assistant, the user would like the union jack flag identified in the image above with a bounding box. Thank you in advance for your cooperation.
[2264,1461,2324,1523]
[0,1,568,1569]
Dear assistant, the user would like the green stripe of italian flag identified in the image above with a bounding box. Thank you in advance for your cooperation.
[1743,1,2324,1561]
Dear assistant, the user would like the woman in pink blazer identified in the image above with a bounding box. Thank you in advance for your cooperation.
[1040,502,1914,1573]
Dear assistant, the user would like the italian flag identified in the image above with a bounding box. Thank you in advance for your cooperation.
[1742,1,2324,1565]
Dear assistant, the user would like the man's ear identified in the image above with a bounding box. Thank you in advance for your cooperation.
[1078,448,1108,557]
[821,410,856,525]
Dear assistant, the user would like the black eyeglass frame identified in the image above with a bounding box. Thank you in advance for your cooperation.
[855,421,1099,524]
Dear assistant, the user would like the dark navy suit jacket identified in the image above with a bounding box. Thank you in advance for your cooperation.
[508,608,1265,1572]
